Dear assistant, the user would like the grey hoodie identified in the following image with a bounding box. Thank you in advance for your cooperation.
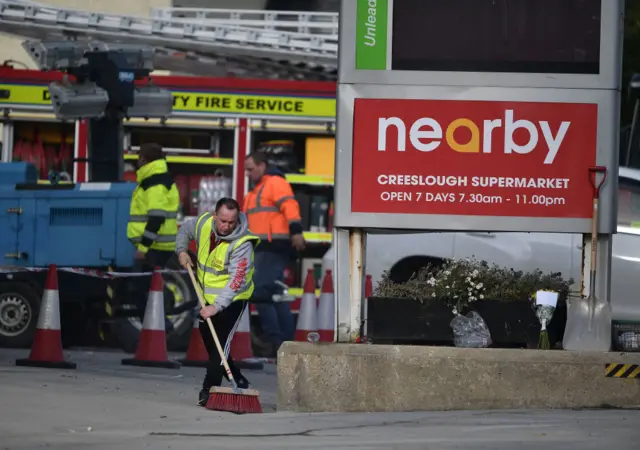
[176,212,256,312]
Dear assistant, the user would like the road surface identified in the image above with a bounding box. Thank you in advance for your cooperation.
[0,348,639,449]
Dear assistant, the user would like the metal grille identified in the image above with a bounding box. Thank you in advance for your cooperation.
[49,207,103,226]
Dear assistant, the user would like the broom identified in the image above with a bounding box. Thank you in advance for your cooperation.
[186,265,262,414]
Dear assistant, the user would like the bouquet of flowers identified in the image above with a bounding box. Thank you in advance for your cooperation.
[533,290,559,349]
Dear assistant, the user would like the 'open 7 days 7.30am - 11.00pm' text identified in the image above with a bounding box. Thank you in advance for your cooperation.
[377,174,569,206]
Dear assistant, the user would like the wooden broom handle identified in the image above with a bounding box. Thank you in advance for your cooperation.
[186,265,237,386]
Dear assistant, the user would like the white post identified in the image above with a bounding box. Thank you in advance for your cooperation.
[335,227,366,342]
[1,121,14,162]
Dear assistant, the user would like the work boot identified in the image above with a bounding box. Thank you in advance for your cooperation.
[235,375,250,390]
[197,388,209,407]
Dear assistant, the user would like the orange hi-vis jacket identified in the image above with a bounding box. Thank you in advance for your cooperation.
[243,169,303,252]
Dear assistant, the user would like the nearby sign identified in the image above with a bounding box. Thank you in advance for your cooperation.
[0,83,336,119]
[351,98,598,219]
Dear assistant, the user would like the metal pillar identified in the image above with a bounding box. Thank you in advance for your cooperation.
[1,121,13,162]
[335,227,366,342]
[87,115,125,182]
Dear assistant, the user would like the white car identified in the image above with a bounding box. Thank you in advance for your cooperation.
[322,167,640,322]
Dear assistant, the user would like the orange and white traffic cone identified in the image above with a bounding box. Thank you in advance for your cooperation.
[177,313,208,367]
[16,265,76,369]
[317,270,335,342]
[295,269,319,343]
[122,268,180,369]
[230,304,264,370]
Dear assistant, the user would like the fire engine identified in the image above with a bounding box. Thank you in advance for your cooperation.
[0,2,338,354]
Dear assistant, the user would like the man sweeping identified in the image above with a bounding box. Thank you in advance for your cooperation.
[176,197,260,407]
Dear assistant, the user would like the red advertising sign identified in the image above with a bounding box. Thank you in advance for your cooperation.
[351,98,598,218]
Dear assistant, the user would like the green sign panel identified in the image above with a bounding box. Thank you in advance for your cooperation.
[356,0,388,70]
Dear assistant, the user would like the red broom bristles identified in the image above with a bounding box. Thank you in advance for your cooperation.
[206,392,263,414]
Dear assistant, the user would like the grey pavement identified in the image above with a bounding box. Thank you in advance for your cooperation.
[0,347,639,449]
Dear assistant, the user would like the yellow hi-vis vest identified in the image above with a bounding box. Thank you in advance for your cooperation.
[194,213,260,306]
[127,159,179,253]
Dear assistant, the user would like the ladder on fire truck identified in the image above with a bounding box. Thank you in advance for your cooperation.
[0,0,339,80]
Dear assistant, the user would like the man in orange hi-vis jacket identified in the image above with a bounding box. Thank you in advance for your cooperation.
[243,151,306,355]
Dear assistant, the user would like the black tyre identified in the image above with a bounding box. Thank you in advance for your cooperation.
[0,282,40,348]
[111,268,195,354]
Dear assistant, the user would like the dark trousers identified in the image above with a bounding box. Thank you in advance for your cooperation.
[199,300,250,390]
[251,251,295,351]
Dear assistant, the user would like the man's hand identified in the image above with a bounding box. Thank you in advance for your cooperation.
[135,250,146,261]
[199,305,217,319]
[178,251,193,270]
[291,233,306,252]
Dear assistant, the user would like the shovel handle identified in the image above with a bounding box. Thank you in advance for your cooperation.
[588,166,607,199]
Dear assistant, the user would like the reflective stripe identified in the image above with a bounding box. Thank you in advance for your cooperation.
[148,210,178,218]
[255,184,266,208]
[142,230,158,240]
[255,233,290,240]
[204,287,224,296]
[195,212,214,243]
[275,195,295,208]
[245,206,278,214]
[132,234,176,243]
[197,261,228,276]
[199,261,255,277]
[142,231,176,242]
[129,212,178,221]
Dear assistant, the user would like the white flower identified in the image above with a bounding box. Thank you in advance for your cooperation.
[476,283,484,289]
[471,270,479,277]
[445,285,450,289]
[427,277,436,286]
[454,295,458,299]
[467,287,472,292]
[469,295,476,301]
[444,270,451,276]
[452,307,459,315]
[432,293,436,298]
[465,277,471,283]
[479,294,484,299]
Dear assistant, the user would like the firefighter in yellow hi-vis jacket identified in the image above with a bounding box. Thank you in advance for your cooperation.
[126,142,180,330]
[175,197,260,407]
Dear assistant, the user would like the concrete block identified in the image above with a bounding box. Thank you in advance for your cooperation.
[277,342,640,413]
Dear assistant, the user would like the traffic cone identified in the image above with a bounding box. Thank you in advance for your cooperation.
[16,265,76,369]
[295,269,319,342]
[317,270,335,342]
[230,304,264,370]
[122,268,180,369]
[177,312,209,367]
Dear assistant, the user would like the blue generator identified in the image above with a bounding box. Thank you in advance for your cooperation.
[0,162,136,269]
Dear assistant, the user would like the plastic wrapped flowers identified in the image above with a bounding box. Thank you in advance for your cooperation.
[532,290,559,350]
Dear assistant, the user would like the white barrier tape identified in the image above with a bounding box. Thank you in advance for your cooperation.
[0,267,187,279]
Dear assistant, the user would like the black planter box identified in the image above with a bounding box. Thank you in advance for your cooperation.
[366,296,567,348]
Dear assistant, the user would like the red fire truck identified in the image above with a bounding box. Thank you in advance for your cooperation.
[0,66,337,354]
